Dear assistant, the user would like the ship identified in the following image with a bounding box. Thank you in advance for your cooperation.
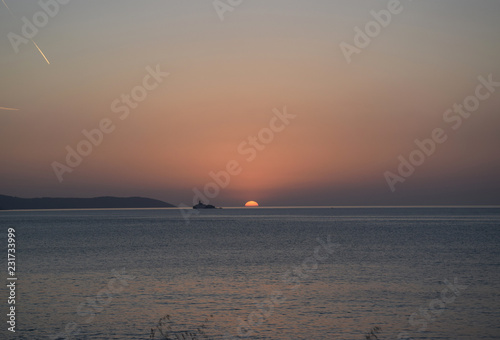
[193,200,216,209]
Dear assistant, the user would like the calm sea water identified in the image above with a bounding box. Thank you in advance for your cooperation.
[1,207,499,339]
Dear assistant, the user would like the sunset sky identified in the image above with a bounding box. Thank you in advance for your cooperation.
[1,0,499,206]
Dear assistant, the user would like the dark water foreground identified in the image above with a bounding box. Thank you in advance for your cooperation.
[1,207,499,339]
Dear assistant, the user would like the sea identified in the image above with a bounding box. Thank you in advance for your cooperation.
[1,207,499,340]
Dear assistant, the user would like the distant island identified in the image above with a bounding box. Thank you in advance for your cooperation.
[0,194,175,210]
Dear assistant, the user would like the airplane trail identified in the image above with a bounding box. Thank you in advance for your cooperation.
[0,107,20,111]
[2,0,14,17]
[3,0,51,64]
[31,40,51,65]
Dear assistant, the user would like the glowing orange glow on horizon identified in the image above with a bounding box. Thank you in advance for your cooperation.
[244,201,259,207]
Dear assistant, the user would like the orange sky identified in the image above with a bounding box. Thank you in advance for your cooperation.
[1,1,499,206]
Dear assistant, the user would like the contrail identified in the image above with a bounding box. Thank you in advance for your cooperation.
[2,0,14,17]
[3,1,50,65]
[31,40,50,64]
[0,107,19,111]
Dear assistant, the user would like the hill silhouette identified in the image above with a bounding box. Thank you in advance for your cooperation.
[0,195,175,210]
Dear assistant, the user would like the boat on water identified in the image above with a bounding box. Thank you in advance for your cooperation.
[193,201,217,209]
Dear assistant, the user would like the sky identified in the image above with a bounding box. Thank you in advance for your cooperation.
[1,0,499,207]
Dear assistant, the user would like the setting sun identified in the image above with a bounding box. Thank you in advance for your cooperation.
[244,201,259,207]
